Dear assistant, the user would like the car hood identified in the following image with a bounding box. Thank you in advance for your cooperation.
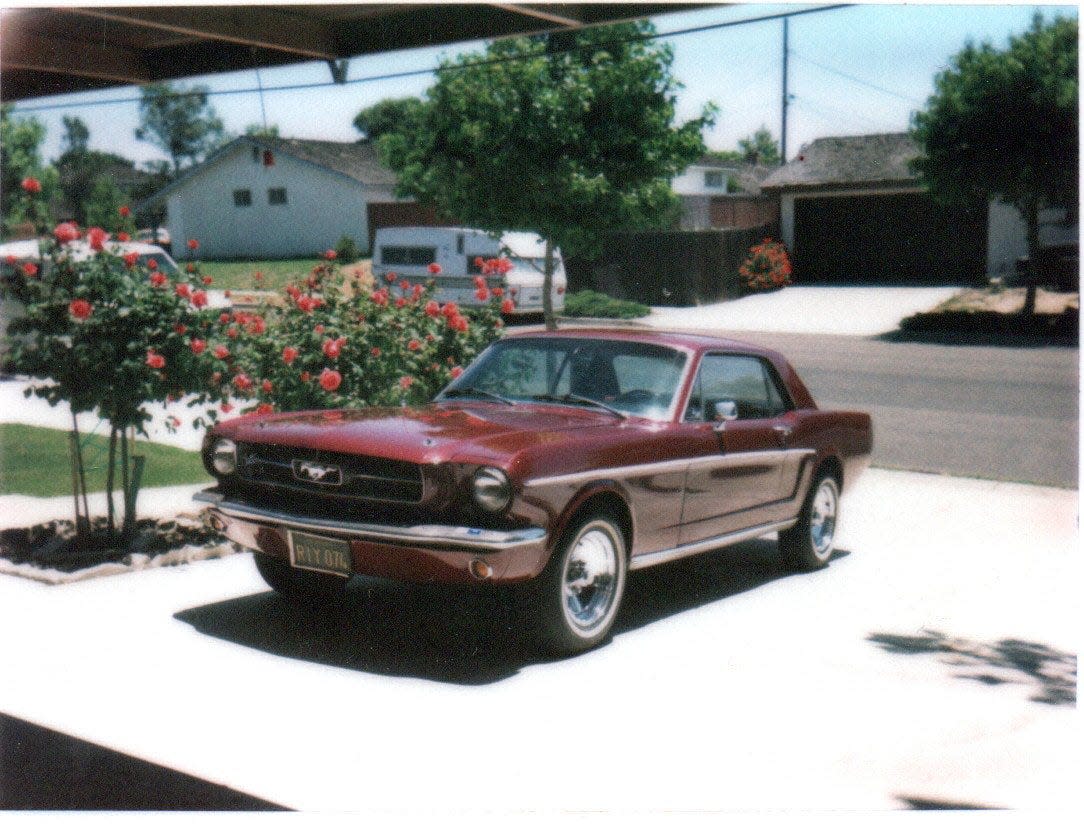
[214,402,612,466]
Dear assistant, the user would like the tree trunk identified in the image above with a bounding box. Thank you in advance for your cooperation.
[120,428,131,537]
[106,426,118,537]
[1022,201,1040,317]
[542,239,557,332]
[69,415,91,538]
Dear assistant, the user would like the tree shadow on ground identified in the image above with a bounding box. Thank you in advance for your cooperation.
[867,629,1076,706]
[175,539,843,686]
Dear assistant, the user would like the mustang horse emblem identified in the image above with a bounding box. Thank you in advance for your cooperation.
[292,459,343,485]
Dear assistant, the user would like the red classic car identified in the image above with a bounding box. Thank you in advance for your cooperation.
[196,329,872,654]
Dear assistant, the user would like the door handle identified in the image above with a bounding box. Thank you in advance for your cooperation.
[773,424,792,439]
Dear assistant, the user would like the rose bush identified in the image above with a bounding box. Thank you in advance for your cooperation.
[738,238,793,291]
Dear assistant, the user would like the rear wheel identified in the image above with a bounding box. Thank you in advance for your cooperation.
[779,474,840,571]
[253,551,347,604]
[528,514,627,656]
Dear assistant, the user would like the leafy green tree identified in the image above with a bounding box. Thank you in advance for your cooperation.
[135,82,226,174]
[911,14,1077,314]
[380,22,714,328]
[737,126,781,165]
[83,176,127,232]
[61,115,90,154]
[353,97,425,143]
[1,105,58,235]
[244,123,280,138]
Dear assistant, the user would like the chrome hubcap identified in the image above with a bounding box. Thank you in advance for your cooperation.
[562,525,620,634]
[810,479,838,559]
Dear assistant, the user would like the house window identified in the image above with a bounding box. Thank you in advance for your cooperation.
[704,171,725,189]
[233,189,252,207]
[268,187,287,205]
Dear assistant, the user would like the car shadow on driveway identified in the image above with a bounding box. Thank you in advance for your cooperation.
[174,540,845,686]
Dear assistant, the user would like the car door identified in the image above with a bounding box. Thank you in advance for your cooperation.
[678,353,794,544]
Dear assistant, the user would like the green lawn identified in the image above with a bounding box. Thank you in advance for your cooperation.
[199,257,328,291]
[0,424,211,498]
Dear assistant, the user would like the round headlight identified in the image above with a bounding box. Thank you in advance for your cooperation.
[212,438,237,475]
[472,467,511,513]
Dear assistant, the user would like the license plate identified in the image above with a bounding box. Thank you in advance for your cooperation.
[288,531,353,577]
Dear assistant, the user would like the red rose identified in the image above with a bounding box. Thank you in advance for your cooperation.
[213,344,229,359]
[117,231,131,242]
[149,271,166,287]
[370,347,381,358]
[232,373,253,392]
[4,255,16,265]
[371,289,388,307]
[314,323,325,335]
[118,205,131,217]
[322,336,346,359]
[147,259,158,270]
[248,316,266,334]
[187,238,199,251]
[186,263,196,273]
[501,298,515,314]
[426,333,435,342]
[493,286,503,297]
[319,368,342,391]
[300,371,311,383]
[190,289,208,308]
[441,301,459,318]
[395,296,406,309]
[20,177,42,194]
[202,275,213,285]
[282,346,298,365]
[219,312,231,324]
[22,262,38,277]
[254,271,264,281]
[427,262,441,275]
[190,338,207,354]
[385,272,397,283]
[324,249,337,260]
[255,403,274,415]
[452,315,469,333]
[173,323,187,335]
[473,276,485,289]
[424,300,440,318]
[296,295,316,313]
[68,299,92,320]
[399,375,414,390]
[261,379,273,393]
[475,287,489,302]
[145,351,165,369]
[175,283,191,299]
[54,222,80,244]
[450,366,464,379]
[226,326,239,339]
[220,402,234,413]
[407,339,421,351]
[85,227,108,252]
[224,290,231,298]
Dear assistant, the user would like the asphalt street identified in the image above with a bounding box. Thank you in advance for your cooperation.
[681,330,1078,488]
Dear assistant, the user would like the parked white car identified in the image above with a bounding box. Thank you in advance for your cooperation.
[371,226,567,315]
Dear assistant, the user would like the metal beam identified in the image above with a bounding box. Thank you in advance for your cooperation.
[61,6,339,62]
[487,3,586,28]
[0,31,150,85]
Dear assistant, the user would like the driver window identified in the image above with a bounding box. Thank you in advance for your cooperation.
[685,354,788,421]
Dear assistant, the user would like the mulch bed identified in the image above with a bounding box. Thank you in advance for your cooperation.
[0,516,237,583]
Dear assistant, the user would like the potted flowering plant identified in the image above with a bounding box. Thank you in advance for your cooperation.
[738,238,793,291]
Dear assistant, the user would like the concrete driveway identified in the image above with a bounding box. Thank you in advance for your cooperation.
[643,286,961,336]
[0,468,1077,813]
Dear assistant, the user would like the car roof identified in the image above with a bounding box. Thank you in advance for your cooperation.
[502,326,779,357]
[0,239,174,259]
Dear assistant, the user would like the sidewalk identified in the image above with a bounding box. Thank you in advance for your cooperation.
[0,468,1077,813]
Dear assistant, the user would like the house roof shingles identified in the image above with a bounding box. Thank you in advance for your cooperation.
[761,132,920,192]
[252,136,398,187]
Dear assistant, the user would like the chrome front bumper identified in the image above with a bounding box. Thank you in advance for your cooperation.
[193,489,547,553]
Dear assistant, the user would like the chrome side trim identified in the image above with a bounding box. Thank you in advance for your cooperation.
[629,519,798,571]
[523,449,815,488]
[193,491,546,552]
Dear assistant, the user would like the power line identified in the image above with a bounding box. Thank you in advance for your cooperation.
[10,5,852,114]
[790,50,922,105]
[791,95,890,130]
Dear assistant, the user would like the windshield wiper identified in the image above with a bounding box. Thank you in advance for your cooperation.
[531,393,627,419]
[439,387,516,406]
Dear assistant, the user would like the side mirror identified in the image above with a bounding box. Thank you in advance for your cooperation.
[712,399,738,431]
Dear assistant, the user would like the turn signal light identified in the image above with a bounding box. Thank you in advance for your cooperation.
[469,558,492,580]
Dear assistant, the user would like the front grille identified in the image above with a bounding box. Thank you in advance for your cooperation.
[236,443,424,503]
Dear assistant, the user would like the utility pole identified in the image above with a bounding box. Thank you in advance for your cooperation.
[781,16,790,164]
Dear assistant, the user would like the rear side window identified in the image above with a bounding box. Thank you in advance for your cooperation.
[685,354,790,421]
[380,246,436,266]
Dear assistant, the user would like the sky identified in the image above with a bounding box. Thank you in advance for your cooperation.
[5,2,1080,168]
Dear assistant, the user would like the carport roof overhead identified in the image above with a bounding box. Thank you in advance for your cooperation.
[1,3,714,101]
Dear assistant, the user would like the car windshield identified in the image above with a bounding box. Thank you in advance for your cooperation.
[440,337,687,421]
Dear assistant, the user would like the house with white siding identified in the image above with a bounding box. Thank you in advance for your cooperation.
[139,136,401,259]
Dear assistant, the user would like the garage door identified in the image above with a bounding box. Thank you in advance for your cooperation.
[793,192,987,285]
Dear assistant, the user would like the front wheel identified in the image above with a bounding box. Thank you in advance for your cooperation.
[779,474,840,571]
[253,551,347,604]
[528,515,628,657]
